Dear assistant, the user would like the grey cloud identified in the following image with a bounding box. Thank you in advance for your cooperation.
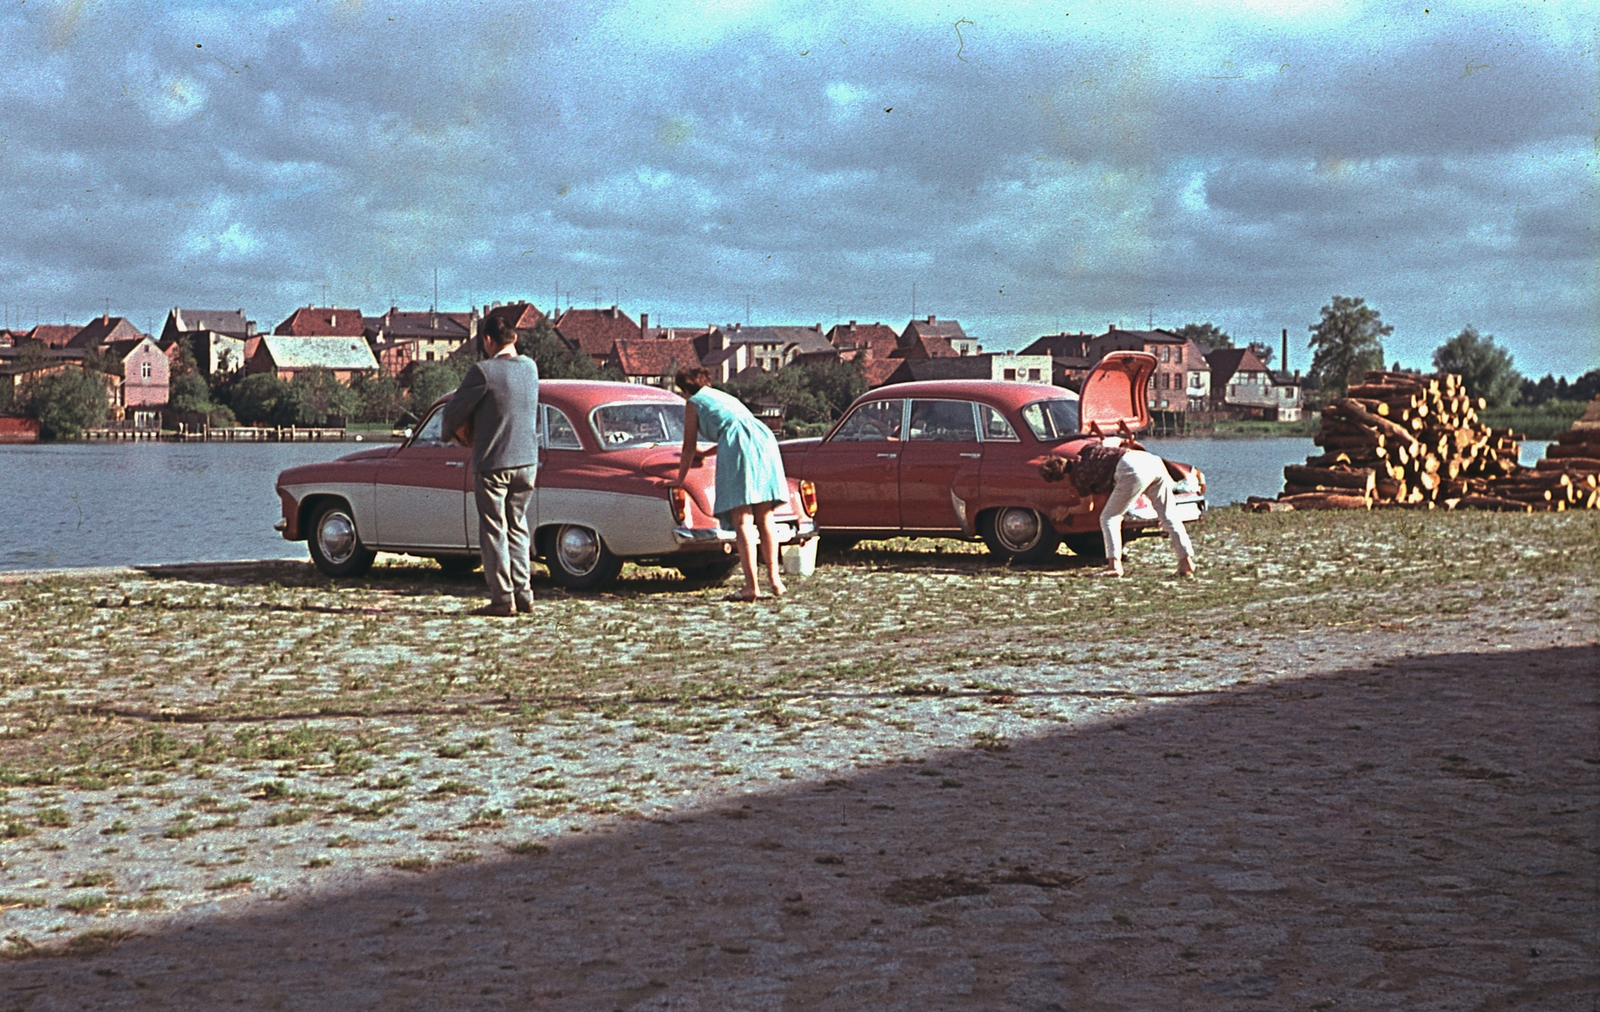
[0,1,1592,376]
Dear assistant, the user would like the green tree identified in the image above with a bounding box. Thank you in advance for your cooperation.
[409,358,472,409]
[1246,341,1275,368]
[167,372,216,415]
[283,368,360,426]
[23,368,109,439]
[1171,322,1231,351]
[727,359,866,424]
[1307,296,1391,394]
[1432,326,1521,407]
[352,371,408,423]
[230,373,291,425]
[517,318,601,380]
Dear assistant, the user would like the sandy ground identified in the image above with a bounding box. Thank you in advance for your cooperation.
[2,609,1594,1010]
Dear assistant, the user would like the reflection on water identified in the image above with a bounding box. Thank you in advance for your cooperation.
[0,436,1559,572]
[0,442,368,572]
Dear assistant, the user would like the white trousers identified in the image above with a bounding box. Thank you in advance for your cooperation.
[1100,450,1194,563]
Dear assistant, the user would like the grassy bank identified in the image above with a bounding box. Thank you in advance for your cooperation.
[1478,400,1587,440]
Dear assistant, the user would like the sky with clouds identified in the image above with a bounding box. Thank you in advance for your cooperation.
[1,0,1594,377]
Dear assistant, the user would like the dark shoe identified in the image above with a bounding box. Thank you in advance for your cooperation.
[514,594,536,613]
[469,601,516,617]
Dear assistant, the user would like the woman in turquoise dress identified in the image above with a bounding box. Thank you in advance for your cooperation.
[673,367,790,601]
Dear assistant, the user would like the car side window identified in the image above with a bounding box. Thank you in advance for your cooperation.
[543,405,582,450]
[979,404,1019,442]
[410,407,448,447]
[907,400,978,442]
[831,400,904,442]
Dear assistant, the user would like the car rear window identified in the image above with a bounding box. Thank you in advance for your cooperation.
[591,401,685,450]
[1019,399,1081,441]
[543,405,583,450]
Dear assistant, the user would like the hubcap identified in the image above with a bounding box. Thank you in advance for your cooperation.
[556,525,601,575]
[996,507,1042,551]
[318,511,358,564]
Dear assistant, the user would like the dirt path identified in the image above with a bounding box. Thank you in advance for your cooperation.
[3,625,1594,1010]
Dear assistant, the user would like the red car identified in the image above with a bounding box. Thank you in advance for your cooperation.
[778,351,1205,561]
[275,380,817,589]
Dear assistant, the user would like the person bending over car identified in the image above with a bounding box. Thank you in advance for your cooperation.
[1040,440,1196,579]
[672,367,790,602]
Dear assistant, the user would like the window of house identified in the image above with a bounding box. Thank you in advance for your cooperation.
[1027,368,1041,381]
[1003,368,1017,380]
[140,361,152,379]
[426,351,435,361]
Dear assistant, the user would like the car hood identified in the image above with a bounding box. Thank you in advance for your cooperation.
[1078,350,1156,434]
[338,446,401,462]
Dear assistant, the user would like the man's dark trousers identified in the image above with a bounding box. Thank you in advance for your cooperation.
[442,353,540,607]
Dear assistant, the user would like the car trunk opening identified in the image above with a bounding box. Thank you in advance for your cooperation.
[1078,350,1156,435]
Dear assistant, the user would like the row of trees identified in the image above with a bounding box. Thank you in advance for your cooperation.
[1177,296,1595,409]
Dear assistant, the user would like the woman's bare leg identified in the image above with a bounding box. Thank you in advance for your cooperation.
[754,502,786,596]
[731,507,760,598]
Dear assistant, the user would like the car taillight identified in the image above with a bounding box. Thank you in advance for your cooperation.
[798,480,817,517]
[669,486,689,524]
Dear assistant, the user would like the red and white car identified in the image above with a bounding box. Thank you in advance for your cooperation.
[778,351,1205,561]
[275,380,817,589]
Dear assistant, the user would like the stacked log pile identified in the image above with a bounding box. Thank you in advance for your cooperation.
[1248,373,1600,512]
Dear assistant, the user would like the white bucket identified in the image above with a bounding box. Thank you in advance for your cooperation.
[780,538,818,578]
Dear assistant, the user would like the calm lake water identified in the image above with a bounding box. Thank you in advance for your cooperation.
[0,437,1554,572]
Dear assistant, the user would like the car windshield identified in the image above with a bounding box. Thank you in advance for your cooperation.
[1018,399,1081,441]
[591,401,686,450]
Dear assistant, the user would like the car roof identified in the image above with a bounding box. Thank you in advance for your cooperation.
[429,379,681,414]
[853,379,1074,412]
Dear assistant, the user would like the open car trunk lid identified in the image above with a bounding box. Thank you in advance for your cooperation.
[1078,350,1156,435]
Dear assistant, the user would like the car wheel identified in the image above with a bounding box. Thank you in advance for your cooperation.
[1061,533,1107,559]
[675,554,739,582]
[544,524,623,591]
[432,555,480,577]
[307,500,376,577]
[979,507,1060,564]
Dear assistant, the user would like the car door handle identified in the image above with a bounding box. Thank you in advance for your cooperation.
[446,461,465,468]
[876,452,898,459]
[959,452,982,458]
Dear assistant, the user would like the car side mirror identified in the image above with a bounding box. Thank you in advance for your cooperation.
[402,427,414,439]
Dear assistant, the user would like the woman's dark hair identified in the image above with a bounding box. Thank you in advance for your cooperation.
[674,367,714,393]
[1039,455,1073,483]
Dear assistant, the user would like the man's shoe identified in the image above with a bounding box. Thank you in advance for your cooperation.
[469,601,516,618]
[514,595,536,613]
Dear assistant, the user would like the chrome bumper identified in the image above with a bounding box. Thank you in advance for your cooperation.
[672,519,815,546]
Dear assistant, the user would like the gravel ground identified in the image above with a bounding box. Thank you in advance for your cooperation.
[0,510,1595,1009]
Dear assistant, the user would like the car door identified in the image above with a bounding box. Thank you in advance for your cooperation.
[805,397,905,531]
[899,399,983,532]
[373,405,471,550]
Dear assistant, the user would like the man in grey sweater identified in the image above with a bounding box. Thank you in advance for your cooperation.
[443,316,540,616]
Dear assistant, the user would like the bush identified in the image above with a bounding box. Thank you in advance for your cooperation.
[727,359,866,425]
[409,358,472,409]
[284,368,360,426]
[23,368,109,439]
[230,373,291,425]
[352,372,408,424]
